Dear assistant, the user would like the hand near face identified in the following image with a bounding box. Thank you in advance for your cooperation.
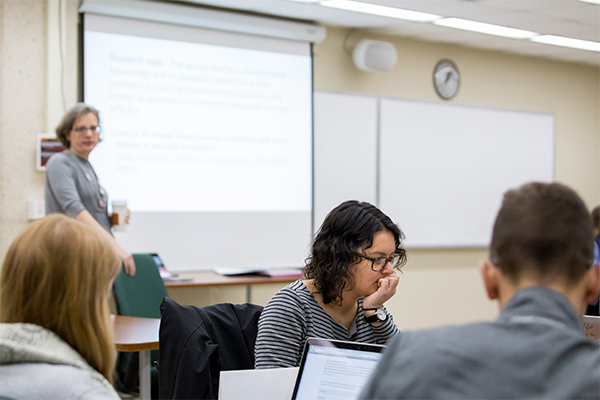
[125,209,131,224]
[363,274,400,310]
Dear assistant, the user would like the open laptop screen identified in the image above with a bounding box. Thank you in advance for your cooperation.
[291,338,385,400]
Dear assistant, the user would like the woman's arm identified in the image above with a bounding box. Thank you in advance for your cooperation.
[361,275,400,342]
[45,155,89,218]
[365,304,399,342]
[76,210,136,276]
[362,275,400,326]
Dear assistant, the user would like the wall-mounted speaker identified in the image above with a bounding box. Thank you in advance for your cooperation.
[352,39,398,72]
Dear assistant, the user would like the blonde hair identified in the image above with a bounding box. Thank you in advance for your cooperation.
[0,214,121,382]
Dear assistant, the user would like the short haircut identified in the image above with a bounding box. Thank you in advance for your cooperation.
[55,103,100,148]
[0,214,121,382]
[490,182,594,286]
[592,206,600,238]
[304,200,407,305]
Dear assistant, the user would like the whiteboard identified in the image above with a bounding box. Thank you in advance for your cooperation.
[313,92,378,231]
[379,98,554,247]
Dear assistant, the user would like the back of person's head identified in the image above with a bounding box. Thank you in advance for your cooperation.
[490,182,593,287]
[0,214,120,382]
[305,200,406,304]
[592,205,600,238]
[55,102,100,148]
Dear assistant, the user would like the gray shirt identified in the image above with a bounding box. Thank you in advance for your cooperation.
[45,151,112,233]
[360,286,600,399]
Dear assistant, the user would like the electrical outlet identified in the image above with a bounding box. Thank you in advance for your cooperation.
[27,200,45,220]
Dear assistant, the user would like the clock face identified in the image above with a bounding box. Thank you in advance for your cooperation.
[433,59,460,100]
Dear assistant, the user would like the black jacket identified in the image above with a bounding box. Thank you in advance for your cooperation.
[158,297,263,400]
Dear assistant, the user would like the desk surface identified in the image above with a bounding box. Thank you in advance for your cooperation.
[111,315,160,352]
[163,270,301,288]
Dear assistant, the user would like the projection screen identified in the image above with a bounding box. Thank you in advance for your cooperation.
[81,6,316,271]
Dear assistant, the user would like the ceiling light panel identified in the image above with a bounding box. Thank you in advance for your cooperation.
[319,0,441,22]
[398,23,505,44]
[531,35,600,51]
[185,0,274,9]
[434,17,538,39]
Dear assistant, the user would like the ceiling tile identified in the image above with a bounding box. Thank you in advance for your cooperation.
[177,0,600,66]
[488,0,576,12]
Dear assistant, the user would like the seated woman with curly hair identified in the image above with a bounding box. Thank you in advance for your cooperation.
[255,200,407,369]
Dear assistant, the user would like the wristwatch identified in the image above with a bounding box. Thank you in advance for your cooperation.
[364,307,387,323]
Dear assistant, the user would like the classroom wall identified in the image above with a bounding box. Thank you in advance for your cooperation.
[311,27,599,328]
[1,0,598,330]
[0,0,79,258]
[172,26,600,330]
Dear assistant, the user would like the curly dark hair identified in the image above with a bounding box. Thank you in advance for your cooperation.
[304,200,406,305]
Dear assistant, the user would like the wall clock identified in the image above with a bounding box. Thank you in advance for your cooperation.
[433,59,460,100]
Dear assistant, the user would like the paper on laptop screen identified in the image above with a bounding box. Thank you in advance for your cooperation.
[583,315,600,341]
[293,342,383,400]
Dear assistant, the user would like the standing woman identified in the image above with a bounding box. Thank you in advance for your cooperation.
[45,103,135,275]
[0,214,121,399]
[255,200,406,369]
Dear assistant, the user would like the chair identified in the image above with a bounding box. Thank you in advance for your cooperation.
[113,253,168,397]
[158,297,263,400]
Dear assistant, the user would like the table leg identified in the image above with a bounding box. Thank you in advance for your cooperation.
[139,349,151,400]
[246,285,252,303]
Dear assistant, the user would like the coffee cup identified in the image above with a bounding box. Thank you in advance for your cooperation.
[112,200,128,232]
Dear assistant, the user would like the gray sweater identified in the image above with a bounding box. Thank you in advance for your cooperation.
[45,151,112,233]
[0,323,120,400]
[360,286,600,399]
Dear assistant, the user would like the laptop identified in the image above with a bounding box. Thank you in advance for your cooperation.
[151,253,191,282]
[291,338,385,400]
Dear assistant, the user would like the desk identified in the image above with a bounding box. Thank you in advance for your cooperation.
[111,315,160,400]
[164,270,301,303]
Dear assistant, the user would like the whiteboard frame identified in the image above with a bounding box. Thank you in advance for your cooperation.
[313,90,555,249]
[379,97,555,248]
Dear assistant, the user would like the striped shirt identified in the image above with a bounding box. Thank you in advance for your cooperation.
[254,279,399,369]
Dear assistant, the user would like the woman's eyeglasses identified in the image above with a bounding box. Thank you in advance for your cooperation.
[359,252,404,272]
[72,125,101,135]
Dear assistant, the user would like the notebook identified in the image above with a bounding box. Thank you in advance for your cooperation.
[219,367,299,400]
[291,338,385,400]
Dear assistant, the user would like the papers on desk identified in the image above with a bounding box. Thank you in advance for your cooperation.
[219,367,298,400]
[213,267,303,279]
[161,275,193,282]
[159,268,192,282]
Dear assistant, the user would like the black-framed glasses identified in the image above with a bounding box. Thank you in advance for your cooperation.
[359,252,404,272]
[72,125,101,135]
